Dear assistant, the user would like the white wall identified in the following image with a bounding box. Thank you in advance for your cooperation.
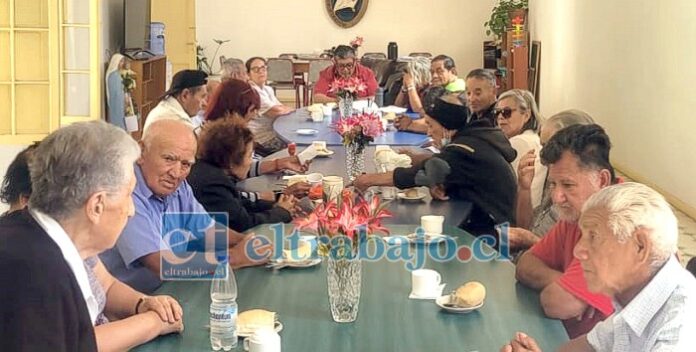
[529,0,696,215]
[196,0,496,76]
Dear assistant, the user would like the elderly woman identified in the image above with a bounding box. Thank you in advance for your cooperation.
[0,121,183,351]
[205,79,311,201]
[501,182,696,352]
[507,110,596,252]
[0,142,39,215]
[355,94,517,237]
[495,89,545,208]
[394,56,431,116]
[188,119,297,232]
[246,56,295,156]
[219,57,249,81]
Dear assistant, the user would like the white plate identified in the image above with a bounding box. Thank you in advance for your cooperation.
[435,296,484,314]
[296,128,319,136]
[271,258,322,268]
[405,233,451,245]
[237,321,284,337]
[314,150,334,157]
[397,189,426,201]
[379,105,408,114]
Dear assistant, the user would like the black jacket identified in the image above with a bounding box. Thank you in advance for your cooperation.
[394,119,517,235]
[187,160,292,232]
[0,210,98,352]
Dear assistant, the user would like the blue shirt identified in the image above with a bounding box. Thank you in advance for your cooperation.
[587,256,696,351]
[100,165,214,293]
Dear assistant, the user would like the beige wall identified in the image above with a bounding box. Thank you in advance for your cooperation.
[529,0,696,215]
[196,0,496,76]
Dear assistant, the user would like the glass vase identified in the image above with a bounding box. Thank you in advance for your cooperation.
[338,95,354,118]
[345,142,365,183]
[327,257,362,323]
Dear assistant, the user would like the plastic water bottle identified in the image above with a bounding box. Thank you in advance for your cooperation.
[210,262,238,351]
[375,87,384,107]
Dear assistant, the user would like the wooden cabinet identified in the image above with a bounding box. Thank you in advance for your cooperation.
[130,56,167,136]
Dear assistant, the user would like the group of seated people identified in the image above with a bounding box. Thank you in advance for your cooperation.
[1,43,695,351]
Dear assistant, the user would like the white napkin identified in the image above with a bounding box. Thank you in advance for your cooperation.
[374,147,412,170]
[297,145,319,164]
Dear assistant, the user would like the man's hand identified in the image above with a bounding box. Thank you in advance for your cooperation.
[137,295,183,323]
[352,174,372,192]
[500,332,542,352]
[284,181,311,198]
[507,227,540,250]
[229,234,271,269]
[517,150,537,191]
[429,184,449,201]
[394,115,413,131]
[278,156,309,173]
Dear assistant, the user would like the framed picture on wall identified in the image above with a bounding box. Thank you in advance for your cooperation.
[529,41,541,104]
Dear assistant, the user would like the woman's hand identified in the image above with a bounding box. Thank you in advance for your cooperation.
[278,156,309,173]
[276,194,297,212]
[137,295,183,324]
[517,150,537,191]
[284,182,311,198]
[402,72,414,88]
[150,311,185,336]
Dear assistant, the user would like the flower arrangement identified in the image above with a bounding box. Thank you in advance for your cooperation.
[120,69,137,116]
[329,76,367,100]
[350,36,364,49]
[332,112,384,151]
[294,189,392,258]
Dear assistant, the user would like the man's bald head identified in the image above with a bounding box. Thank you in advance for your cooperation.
[138,119,198,197]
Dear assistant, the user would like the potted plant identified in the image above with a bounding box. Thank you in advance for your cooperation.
[484,0,529,39]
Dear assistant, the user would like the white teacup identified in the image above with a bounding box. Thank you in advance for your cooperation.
[322,105,333,116]
[381,186,396,199]
[411,269,442,297]
[311,110,324,122]
[322,175,344,201]
[243,328,280,352]
[421,215,444,235]
[306,172,323,184]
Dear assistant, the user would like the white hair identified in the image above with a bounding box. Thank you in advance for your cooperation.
[407,56,432,88]
[29,121,140,220]
[582,182,678,270]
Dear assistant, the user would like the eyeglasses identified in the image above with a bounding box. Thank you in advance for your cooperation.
[495,107,517,119]
[336,62,355,70]
[250,65,267,73]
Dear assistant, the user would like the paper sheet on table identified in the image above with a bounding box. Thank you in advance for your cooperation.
[297,145,319,165]
[379,105,408,114]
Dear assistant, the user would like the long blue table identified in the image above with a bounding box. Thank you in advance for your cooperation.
[133,224,569,352]
[272,108,429,146]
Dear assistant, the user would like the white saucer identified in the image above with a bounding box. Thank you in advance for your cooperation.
[296,128,319,136]
[406,233,451,245]
[409,283,446,300]
[237,321,284,337]
[435,296,484,314]
[314,150,334,157]
[270,258,322,268]
[397,189,426,201]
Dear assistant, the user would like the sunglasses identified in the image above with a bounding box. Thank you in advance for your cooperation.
[495,107,517,119]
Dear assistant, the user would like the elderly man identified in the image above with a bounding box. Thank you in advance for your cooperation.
[354,93,517,238]
[465,69,498,126]
[144,69,209,130]
[219,57,249,81]
[312,45,378,103]
[0,121,149,350]
[101,119,269,293]
[430,54,465,92]
[515,124,617,339]
[502,183,696,351]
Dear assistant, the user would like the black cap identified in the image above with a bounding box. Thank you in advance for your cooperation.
[426,97,470,130]
[163,70,208,97]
